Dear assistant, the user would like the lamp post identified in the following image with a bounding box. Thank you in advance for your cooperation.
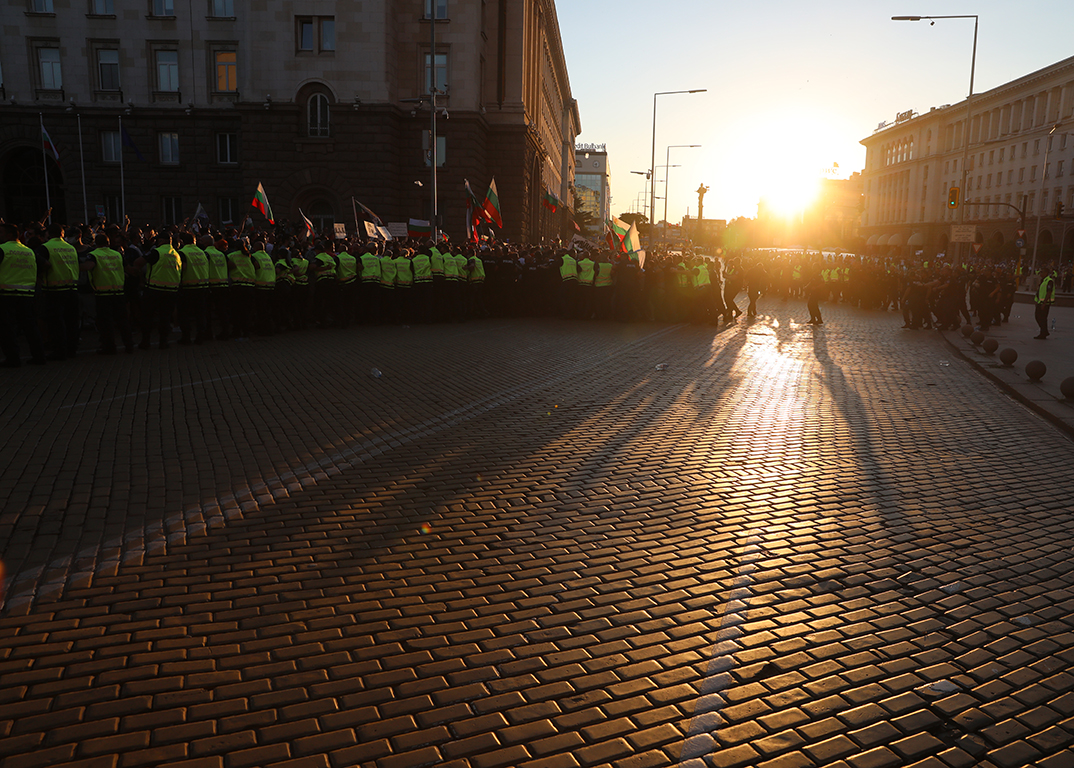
[650,89,706,249]
[892,15,977,261]
[1031,122,1064,276]
[663,144,700,248]
[630,170,651,220]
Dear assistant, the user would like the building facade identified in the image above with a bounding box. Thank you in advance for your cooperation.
[573,142,609,233]
[0,0,580,243]
[861,55,1074,260]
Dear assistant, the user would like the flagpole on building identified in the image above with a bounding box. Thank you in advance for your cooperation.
[39,113,52,224]
[352,197,359,237]
[430,0,439,242]
[118,115,126,221]
[77,112,88,223]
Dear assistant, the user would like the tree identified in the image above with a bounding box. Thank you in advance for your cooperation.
[617,212,649,238]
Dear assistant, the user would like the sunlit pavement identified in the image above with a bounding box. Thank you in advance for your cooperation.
[2,299,1073,768]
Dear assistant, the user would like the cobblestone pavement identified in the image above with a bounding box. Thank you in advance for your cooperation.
[2,299,1073,768]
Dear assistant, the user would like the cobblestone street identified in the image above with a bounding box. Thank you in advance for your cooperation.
[2,299,1073,768]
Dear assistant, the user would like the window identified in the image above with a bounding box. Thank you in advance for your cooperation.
[298,19,314,50]
[423,131,446,167]
[214,51,237,92]
[1062,135,1068,151]
[988,150,994,165]
[986,174,992,189]
[296,16,333,52]
[1009,170,1014,184]
[104,194,121,222]
[219,197,235,224]
[97,49,120,91]
[999,148,1004,163]
[153,0,174,16]
[308,93,330,137]
[424,0,448,18]
[216,132,237,164]
[159,131,179,164]
[1045,163,1051,180]
[1031,166,1037,182]
[1034,139,1040,155]
[30,0,54,11]
[156,50,179,91]
[424,52,447,94]
[91,0,114,13]
[38,47,62,90]
[211,0,233,16]
[162,196,181,226]
[1059,161,1065,178]
[101,131,121,163]
[320,18,335,51]
[1022,142,1027,159]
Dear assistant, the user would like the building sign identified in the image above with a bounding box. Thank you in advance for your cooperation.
[575,143,606,152]
[950,224,976,243]
[896,109,915,123]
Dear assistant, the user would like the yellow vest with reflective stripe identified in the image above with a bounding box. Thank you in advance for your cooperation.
[578,258,595,286]
[469,255,485,283]
[560,254,578,282]
[0,241,38,295]
[293,258,309,285]
[394,256,413,287]
[443,251,461,280]
[88,247,125,295]
[148,244,182,290]
[694,265,711,289]
[595,262,613,288]
[360,253,381,283]
[430,247,444,276]
[43,237,79,290]
[251,250,276,289]
[379,255,396,288]
[227,251,255,286]
[337,251,358,284]
[179,244,209,287]
[412,253,432,282]
[205,246,228,286]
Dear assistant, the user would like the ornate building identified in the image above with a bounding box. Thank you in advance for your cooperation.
[861,55,1074,260]
[0,0,580,243]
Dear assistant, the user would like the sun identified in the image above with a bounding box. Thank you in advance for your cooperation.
[763,170,822,219]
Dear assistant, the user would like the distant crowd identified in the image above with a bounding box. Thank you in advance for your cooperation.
[0,214,1064,368]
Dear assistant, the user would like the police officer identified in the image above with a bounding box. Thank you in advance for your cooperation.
[82,232,134,354]
[38,223,81,359]
[136,231,182,349]
[177,232,209,344]
[1034,264,1057,340]
[0,222,47,367]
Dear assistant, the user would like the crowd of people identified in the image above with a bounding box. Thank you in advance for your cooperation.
[0,215,1064,368]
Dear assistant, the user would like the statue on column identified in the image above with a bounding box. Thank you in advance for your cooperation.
[697,184,709,222]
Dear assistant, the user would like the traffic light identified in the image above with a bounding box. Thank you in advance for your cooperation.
[1057,201,1065,218]
[947,187,960,209]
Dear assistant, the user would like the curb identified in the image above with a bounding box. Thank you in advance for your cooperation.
[939,330,1074,445]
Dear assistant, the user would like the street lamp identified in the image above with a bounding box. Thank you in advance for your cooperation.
[892,14,977,261]
[663,144,700,247]
[1031,122,1064,276]
[631,170,651,220]
[650,89,706,248]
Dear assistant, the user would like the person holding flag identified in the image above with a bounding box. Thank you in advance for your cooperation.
[251,182,274,224]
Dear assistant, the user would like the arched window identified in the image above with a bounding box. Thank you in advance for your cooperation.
[308,93,330,137]
[309,199,334,233]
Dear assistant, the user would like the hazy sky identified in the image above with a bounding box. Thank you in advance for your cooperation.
[558,0,1074,224]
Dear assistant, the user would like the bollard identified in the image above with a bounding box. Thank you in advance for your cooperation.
[982,338,999,354]
[1025,360,1046,381]
[999,348,1018,366]
[1062,378,1074,400]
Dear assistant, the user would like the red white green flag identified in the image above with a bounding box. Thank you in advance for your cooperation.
[408,218,432,238]
[41,123,60,160]
[482,178,503,228]
[251,182,274,224]
[542,191,559,212]
[606,217,630,253]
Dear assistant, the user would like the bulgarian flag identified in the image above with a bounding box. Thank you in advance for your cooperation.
[408,218,432,238]
[606,216,630,253]
[542,191,559,212]
[251,182,274,224]
[482,178,503,228]
[41,121,60,160]
[298,208,314,238]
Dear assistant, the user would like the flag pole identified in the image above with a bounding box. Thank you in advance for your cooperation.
[118,115,126,221]
[77,112,88,223]
[352,197,359,238]
[39,113,52,224]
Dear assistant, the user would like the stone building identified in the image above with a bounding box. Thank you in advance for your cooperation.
[0,0,580,243]
[861,55,1074,261]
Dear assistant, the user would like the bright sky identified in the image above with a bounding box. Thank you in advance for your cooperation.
[558,0,1074,224]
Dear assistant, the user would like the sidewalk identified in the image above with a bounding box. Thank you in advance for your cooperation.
[940,297,1074,438]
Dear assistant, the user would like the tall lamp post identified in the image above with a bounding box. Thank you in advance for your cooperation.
[1031,122,1064,276]
[892,15,977,261]
[650,89,706,249]
[630,169,651,221]
[663,144,700,248]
